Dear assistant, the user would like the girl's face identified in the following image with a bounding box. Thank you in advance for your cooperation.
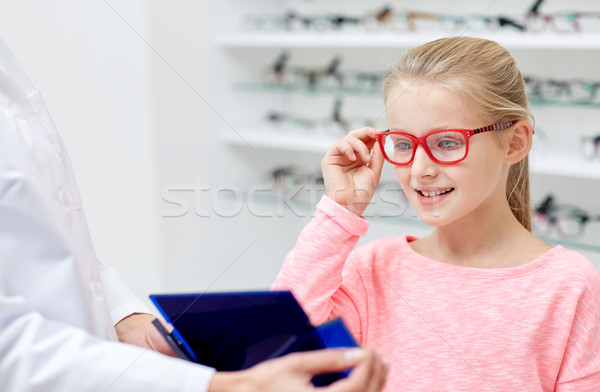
[386,83,510,227]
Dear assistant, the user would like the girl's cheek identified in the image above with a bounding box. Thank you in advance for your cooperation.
[394,169,409,188]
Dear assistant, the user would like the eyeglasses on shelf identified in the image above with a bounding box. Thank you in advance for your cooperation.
[260,52,387,94]
[524,75,600,105]
[266,97,375,134]
[582,135,600,160]
[242,6,526,33]
[526,0,600,33]
[241,1,599,34]
[242,11,362,32]
[533,195,600,240]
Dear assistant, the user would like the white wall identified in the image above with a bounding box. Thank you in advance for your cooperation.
[147,2,318,293]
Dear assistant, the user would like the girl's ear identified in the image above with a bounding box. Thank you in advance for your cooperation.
[505,120,533,164]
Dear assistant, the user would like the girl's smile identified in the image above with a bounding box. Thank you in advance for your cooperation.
[415,187,455,206]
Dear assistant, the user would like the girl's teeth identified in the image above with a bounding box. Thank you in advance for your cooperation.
[421,188,453,197]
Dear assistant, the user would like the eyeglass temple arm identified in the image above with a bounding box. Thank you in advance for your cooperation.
[536,195,555,214]
[472,121,514,134]
[272,52,289,73]
[497,16,525,31]
[528,0,544,15]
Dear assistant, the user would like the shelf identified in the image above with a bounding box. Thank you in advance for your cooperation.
[528,99,600,109]
[218,31,600,50]
[529,154,600,180]
[222,128,337,153]
[234,82,380,96]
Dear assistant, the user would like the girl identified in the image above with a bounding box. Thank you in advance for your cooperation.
[272,37,600,391]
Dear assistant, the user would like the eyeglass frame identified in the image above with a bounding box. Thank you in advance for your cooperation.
[534,207,599,239]
[376,121,515,166]
[525,0,600,34]
[524,76,600,104]
[582,135,600,160]
[533,195,600,239]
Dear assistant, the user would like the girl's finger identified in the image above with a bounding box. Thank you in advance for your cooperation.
[343,135,371,162]
[348,127,381,143]
[368,143,385,175]
[333,140,356,161]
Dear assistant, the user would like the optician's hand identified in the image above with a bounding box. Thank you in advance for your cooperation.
[322,127,385,216]
[208,347,387,392]
[115,313,176,357]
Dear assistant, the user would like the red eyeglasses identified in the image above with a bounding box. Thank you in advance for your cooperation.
[376,122,514,165]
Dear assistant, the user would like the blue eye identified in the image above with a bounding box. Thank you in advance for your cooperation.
[438,138,461,149]
[395,141,412,150]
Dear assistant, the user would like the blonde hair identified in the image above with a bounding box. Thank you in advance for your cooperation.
[383,36,534,230]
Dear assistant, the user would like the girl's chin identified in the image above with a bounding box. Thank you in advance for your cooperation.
[419,216,451,227]
[410,190,456,226]
[415,206,454,227]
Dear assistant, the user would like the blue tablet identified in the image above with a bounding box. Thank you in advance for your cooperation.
[150,290,358,386]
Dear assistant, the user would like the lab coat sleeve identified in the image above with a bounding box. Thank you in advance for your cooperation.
[0,292,216,392]
[98,262,155,325]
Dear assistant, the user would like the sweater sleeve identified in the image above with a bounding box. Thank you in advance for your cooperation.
[555,267,600,391]
[271,196,370,342]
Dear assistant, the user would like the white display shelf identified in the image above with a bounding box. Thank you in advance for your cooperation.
[222,128,336,153]
[530,154,600,180]
[218,31,600,50]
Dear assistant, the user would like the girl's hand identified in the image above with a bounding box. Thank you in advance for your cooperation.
[322,127,384,216]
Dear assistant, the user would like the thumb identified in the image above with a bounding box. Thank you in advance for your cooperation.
[289,348,367,375]
[369,143,385,179]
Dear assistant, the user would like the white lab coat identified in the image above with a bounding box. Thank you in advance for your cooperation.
[0,38,214,391]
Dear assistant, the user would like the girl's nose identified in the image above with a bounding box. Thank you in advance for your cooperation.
[410,144,438,178]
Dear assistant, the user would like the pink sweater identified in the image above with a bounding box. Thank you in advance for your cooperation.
[272,196,600,392]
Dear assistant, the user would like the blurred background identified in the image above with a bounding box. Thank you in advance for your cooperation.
[1,0,599,307]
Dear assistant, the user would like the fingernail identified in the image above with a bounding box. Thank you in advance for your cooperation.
[344,348,366,360]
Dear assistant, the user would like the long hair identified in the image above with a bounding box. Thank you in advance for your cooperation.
[383,36,534,230]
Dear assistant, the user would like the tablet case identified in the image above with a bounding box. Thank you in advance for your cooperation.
[149,290,358,386]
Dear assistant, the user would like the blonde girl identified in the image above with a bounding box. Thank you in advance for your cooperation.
[273,37,600,391]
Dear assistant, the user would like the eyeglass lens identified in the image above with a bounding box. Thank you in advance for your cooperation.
[534,211,585,238]
[582,136,600,159]
[382,131,467,164]
[527,13,578,33]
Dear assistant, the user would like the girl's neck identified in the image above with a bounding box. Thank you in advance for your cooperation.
[411,203,551,269]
